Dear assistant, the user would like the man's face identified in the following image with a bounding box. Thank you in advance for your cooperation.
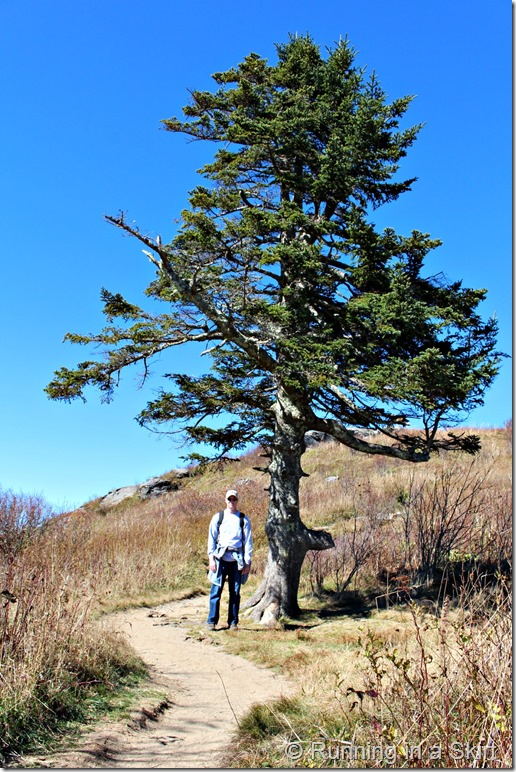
[226,495,238,511]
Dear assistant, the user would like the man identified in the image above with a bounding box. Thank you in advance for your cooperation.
[206,489,252,631]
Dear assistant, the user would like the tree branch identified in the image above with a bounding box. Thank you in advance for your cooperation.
[105,213,278,374]
[307,410,430,462]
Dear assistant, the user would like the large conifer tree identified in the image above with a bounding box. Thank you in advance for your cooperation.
[46,36,500,622]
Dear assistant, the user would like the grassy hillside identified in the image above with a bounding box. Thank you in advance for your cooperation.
[0,426,511,765]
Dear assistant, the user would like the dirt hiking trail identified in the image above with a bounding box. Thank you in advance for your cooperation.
[28,595,293,768]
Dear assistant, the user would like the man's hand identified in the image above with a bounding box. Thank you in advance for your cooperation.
[209,557,217,572]
[242,562,251,575]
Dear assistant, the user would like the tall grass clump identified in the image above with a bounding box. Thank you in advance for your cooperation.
[0,490,146,764]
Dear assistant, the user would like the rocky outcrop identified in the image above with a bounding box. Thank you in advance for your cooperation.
[98,468,192,510]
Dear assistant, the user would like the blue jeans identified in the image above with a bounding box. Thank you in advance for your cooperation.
[208,560,242,627]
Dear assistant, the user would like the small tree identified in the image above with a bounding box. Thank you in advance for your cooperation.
[0,490,50,568]
[46,36,501,622]
[401,463,489,584]
[308,516,375,596]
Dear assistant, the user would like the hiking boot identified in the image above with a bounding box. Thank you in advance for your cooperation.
[229,623,238,631]
[206,623,215,631]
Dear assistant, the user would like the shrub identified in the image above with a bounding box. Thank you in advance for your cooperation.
[353,585,512,767]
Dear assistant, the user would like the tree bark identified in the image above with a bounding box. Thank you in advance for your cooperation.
[244,388,334,623]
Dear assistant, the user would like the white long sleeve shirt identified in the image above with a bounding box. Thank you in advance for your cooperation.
[207,510,253,565]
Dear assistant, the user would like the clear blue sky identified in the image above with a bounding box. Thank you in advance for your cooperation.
[1,1,511,511]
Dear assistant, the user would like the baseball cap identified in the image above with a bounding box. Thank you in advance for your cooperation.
[226,489,238,500]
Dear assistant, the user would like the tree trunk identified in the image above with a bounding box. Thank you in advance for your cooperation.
[244,388,334,623]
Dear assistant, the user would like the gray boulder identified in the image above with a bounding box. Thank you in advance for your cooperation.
[352,428,380,438]
[138,477,179,500]
[305,430,332,447]
[99,485,138,511]
[169,468,192,479]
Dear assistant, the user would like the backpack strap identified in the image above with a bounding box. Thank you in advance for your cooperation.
[239,513,245,561]
[215,510,224,545]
